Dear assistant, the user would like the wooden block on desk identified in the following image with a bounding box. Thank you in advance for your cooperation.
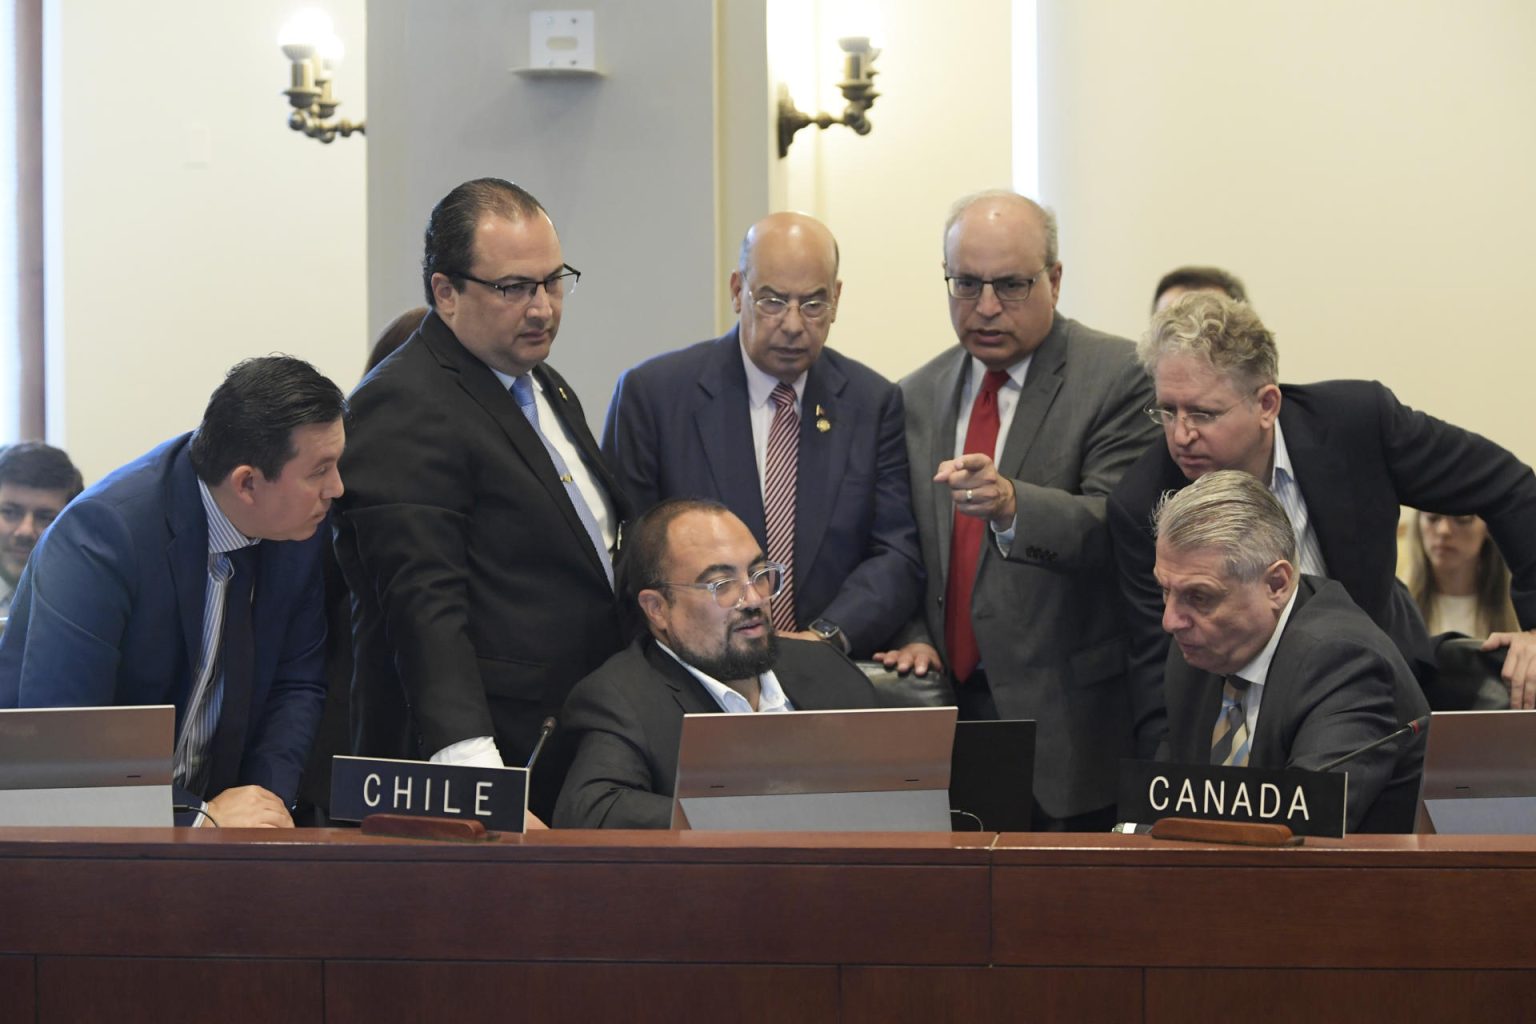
[360,814,491,841]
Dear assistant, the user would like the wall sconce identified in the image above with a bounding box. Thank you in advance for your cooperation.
[279,8,364,144]
[777,36,880,159]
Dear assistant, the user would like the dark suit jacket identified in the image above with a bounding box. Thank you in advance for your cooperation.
[553,635,879,829]
[1159,576,1430,833]
[1110,380,1536,751]
[0,435,328,804]
[334,311,631,819]
[896,316,1160,819]
[602,329,924,655]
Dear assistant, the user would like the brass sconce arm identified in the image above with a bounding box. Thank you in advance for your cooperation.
[777,36,881,158]
[279,12,364,145]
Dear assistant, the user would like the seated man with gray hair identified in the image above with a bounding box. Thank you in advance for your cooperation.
[1154,470,1428,833]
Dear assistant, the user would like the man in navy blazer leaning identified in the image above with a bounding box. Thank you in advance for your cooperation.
[603,212,923,657]
[0,356,346,827]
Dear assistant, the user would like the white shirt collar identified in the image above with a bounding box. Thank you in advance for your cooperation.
[197,479,259,556]
[657,639,794,714]
[740,340,807,410]
[1233,583,1300,688]
[967,353,1030,393]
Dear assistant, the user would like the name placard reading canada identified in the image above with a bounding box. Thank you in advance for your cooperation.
[330,756,528,833]
[1118,759,1347,838]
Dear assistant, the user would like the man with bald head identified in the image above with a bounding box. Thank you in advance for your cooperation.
[874,191,1158,830]
[603,212,922,657]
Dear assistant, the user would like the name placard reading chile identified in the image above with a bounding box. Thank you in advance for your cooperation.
[330,756,528,833]
[1118,759,1347,838]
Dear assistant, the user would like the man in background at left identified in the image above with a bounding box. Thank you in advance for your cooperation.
[0,357,346,827]
[0,442,83,618]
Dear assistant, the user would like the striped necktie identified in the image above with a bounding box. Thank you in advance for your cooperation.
[764,382,799,633]
[1209,675,1252,767]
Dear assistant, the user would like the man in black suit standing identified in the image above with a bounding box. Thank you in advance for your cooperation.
[1110,293,1536,751]
[1154,471,1428,833]
[335,178,630,820]
[554,499,877,829]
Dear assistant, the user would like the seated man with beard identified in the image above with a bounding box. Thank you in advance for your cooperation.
[553,498,878,829]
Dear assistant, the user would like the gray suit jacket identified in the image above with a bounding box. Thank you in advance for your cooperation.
[897,315,1158,818]
[1159,576,1429,833]
[553,635,878,829]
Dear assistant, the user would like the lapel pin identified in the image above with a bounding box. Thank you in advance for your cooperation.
[815,404,831,432]
[558,386,569,401]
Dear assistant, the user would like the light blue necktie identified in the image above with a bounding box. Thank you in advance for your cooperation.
[510,374,614,587]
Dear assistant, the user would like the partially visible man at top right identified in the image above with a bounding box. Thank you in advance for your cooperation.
[0,442,84,618]
[1109,293,1536,750]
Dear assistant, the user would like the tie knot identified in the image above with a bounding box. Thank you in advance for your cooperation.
[511,374,536,409]
[770,383,796,411]
[981,369,1009,397]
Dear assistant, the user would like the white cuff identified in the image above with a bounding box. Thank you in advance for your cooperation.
[431,735,506,768]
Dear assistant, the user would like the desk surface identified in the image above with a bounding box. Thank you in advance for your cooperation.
[2,828,1533,1023]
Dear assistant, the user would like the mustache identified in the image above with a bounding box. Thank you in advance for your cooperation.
[730,606,768,630]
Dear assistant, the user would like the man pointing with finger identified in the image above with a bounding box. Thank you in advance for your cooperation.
[875,190,1157,830]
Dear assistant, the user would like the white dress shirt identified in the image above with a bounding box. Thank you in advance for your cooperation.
[1229,585,1301,739]
[952,354,1032,549]
[739,342,808,501]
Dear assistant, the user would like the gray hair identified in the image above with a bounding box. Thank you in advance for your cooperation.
[943,190,1059,269]
[1139,292,1277,392]
[1153,470,1296,582]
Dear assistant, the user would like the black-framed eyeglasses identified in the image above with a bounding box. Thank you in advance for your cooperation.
[455,264,581,303]
[654,563,787,608]
[752,293,834,321]
[944,268,1050,303]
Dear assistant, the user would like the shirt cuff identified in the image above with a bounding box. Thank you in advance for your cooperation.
[431,735,506,769]
[990,516,1017,553]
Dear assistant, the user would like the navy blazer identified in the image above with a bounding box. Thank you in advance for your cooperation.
[602,328,924,655]
[0,434,328,803]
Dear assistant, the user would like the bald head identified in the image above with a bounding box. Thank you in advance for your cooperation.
[730,212,844,383]
[737,212,840,277]
[943,191,1057,270]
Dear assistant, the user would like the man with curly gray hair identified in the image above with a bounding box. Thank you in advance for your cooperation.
[1110,293,1536,754]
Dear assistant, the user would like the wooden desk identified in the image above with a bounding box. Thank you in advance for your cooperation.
[0,829,1532,1022]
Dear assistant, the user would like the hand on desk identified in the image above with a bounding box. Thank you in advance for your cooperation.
[871,642,944,678]
[204,785,294,828]
[1483,628,1536,709]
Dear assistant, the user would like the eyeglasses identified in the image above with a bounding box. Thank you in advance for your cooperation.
[655,563,787,608]
[752,294,834,321]
[944,268,1050,303]
[1144,393,1257,430]
[456,264,581,304]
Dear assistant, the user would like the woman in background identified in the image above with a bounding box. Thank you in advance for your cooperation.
[1403,511,1518,637]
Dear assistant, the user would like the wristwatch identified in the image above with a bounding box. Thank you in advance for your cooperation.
[808,618,850,654]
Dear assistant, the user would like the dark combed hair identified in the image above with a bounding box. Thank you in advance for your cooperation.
[616,498,731,637]
[420,178,548,307]
[1151,265,1248,311]
[366,306,428,374]
[0,442,84,499]
[188,356,347,485]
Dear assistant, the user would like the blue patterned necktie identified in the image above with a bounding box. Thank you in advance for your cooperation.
[510,374,614,588]
[1210,675,1252,767]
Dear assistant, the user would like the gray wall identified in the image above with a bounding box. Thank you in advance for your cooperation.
[367,0,768,434]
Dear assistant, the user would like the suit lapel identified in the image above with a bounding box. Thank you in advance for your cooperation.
[166,449,210,704]
[1251,577,1318,763]
[929,351,968,581]
[795,358,850,578]
[643,639,724,715]
[1280,400,1357,579]
[996,324,1066,481]
[694,331,769,543]
[420,316,607,582]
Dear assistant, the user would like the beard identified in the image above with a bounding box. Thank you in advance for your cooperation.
[675,607,779,682]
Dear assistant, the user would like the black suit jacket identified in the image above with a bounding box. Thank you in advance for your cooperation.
[553,635,879,829]
[1111,379,1536,751]
[602,329,924,655]
[334,311,631,818]
[1159,576,1430,833]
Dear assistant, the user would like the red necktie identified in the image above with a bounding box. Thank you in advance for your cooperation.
[764,383,799,632]
[944,369,1009,681]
